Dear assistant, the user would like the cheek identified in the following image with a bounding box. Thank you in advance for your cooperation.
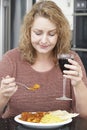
[31,36,39,48]
[50,37,58,45]
[31,34,40,43]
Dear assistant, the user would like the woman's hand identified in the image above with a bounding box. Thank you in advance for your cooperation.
[0,75,18,98]
[63,59,83,87]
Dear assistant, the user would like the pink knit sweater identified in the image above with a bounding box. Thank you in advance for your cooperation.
[0,48,87,118]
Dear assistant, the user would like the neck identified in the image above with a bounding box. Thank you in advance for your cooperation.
[31,54,55,72]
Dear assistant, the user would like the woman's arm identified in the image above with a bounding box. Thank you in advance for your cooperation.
[0,92,10,116]
[0,52,17,116]
[73,80,87,117]
[0,76,18,117]
[63,52,87,117]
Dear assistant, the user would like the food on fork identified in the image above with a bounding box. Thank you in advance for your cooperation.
[16,82,40,91]
[29,84,40,91]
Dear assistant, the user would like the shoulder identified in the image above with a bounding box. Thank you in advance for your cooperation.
[69,50,81,60]
[3,48,21,60]
[70,50,87,81]
[4,48,20,57]
[69,50,85,68]
[1,48,24,65]
[70,50,86,74]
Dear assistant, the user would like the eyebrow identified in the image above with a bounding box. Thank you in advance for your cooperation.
[32,28,57,32]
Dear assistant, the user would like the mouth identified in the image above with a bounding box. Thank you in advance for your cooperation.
[40,44,49,49]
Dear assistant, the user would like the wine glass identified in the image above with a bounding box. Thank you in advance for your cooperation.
[56,54,73,100]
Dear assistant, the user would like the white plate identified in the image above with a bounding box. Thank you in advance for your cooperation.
[14,114,72,129]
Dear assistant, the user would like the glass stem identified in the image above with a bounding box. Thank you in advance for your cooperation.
[63,77,67,97]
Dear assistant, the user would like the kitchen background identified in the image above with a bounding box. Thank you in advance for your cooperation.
[0,0,87,73]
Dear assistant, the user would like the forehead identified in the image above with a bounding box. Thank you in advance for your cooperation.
[31,16,56,30]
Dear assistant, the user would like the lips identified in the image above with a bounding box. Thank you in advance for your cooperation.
[40,44,49,48]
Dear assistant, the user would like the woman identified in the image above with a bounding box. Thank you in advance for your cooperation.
[0,0,87,129]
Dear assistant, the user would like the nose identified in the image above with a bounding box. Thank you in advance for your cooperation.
[41,34,48,44]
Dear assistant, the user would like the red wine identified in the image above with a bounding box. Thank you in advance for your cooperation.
[59,58,71,72]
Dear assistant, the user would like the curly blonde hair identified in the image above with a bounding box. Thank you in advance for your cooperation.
[19,0,71,64]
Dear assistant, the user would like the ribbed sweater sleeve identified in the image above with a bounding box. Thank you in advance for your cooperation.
[0,52,15,117]
[0,53,14,80]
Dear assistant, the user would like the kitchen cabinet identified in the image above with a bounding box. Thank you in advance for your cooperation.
[72,0,87,73]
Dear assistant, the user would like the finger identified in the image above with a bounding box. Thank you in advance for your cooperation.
[63,70,78,76]
[3,86,18,97]
[4,82,16,88]
[68,59,78,66]
[64,64,78,70]
[2,77,15,84]
[1,82,16,90]
[5,75,11,78]
[2,75,11,80]
[63,74,81,81]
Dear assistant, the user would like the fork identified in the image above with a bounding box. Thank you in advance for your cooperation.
[16,82,40,90]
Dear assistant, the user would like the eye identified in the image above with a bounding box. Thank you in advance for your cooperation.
[49,33,55,36]
[49,32,56,36]
[35,31,42,35]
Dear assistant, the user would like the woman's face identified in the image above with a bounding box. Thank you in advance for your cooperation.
[31,17,58,55]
